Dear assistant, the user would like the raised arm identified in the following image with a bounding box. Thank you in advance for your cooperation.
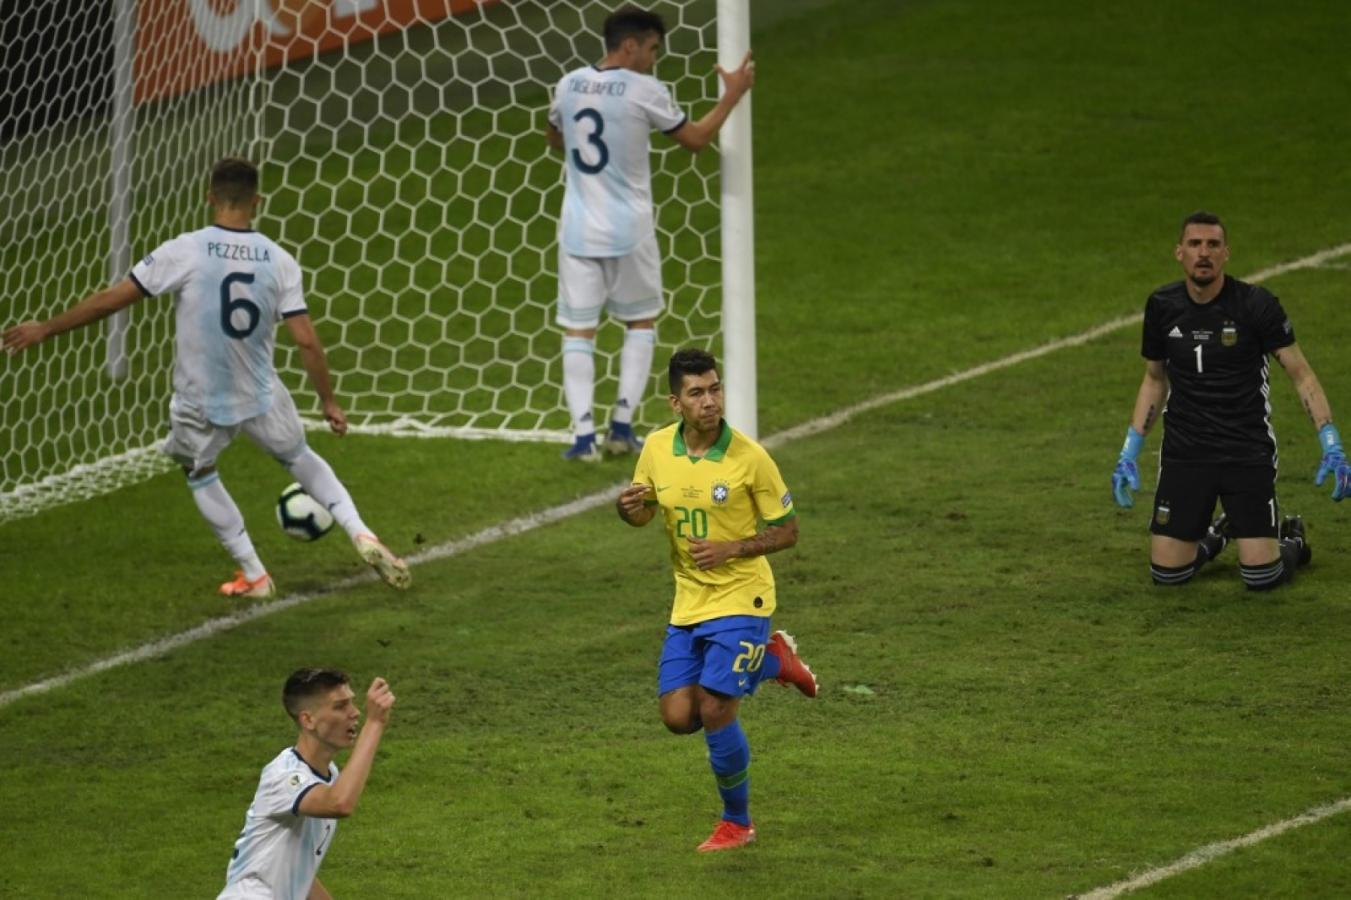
[667,51,755,153]
[297,678,395,819]
[2,277,144,353]
[283,312,347,436]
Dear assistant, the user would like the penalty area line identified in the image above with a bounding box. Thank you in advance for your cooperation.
[3,241,1350,712]
[1071,797,1351,899]
[767,242,1351,446]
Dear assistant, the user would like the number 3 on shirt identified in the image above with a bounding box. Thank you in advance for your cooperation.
[220,272,261,339]
[571,108,609,174]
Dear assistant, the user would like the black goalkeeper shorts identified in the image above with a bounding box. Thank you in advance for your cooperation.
[1149,462,1280,541]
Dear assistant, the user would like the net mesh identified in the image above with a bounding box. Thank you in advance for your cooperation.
[0,0,723,522]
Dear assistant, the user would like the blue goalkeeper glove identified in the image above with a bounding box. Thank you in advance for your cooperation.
[1112,426,1144,508]
[1314,423,1351,501]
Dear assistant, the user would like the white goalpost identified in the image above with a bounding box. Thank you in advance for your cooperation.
[715,0,756,439]
[0,0,756,523]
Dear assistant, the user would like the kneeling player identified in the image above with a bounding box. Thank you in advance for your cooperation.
[1109,211,1348,589]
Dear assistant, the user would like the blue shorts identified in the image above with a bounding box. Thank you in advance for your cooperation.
[657,615,772,698]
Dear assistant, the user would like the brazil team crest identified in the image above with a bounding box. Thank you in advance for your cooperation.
[711,480,731,505]
[1221,324,1237,346]
[1155,503,1170,526]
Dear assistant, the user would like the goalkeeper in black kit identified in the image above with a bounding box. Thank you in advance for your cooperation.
[1110,211,1350,590]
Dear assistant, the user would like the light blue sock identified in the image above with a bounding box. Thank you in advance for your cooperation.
[704,720,751,826]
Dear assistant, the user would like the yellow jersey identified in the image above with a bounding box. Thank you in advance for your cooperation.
[631,419,796,625]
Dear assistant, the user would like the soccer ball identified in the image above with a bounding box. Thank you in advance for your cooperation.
[276,483,335,542]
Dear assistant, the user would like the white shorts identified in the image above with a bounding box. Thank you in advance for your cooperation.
[160,377,307,476]
[556,231,665,329]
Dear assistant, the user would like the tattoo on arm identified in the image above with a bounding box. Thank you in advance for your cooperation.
[736,524,794,559]
[1142,403,1158,432]
[1302,392,1332,429]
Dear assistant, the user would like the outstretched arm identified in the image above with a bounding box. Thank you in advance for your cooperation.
[668,51,755,153]
[283,313,347,436]
[2,278,144,353]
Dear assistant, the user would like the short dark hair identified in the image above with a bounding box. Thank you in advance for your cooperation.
[282,668,349,722]
[211,157,259,208]
[603,6,666,51]
[668,347,717,395]
[1180,210,1226,241]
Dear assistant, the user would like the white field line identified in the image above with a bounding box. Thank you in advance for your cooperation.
[7,244,1349,523]
[1072,797,1351,899]
[0,490,623,709]
[0,425,569,522]
[3,241,1350,716]
[768,243,1351,447]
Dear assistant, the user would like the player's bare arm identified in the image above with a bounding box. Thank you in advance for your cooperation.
[2,277,143,354]
[669,51,754,153]
[284,313,348,436]
[617,483,656,526]
[1274,344,1334,429]
[545,123,564,152]
[307,877,334,900]
[1131,359,1169,435]
[298,678,395,819]
[687,516,798,571]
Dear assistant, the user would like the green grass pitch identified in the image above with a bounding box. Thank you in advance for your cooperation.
[3,0,1351,896]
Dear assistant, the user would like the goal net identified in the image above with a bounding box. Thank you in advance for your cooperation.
[0,0,733,523]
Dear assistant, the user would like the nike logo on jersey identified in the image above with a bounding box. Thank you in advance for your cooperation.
[655,485,669,493]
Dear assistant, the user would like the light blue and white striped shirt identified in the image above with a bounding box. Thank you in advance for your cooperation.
[131,225,307,426]
[548,65,687,257]
[218,748,338,900]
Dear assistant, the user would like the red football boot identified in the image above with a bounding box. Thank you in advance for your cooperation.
[766,630,818,698]
[696,819,757,853]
